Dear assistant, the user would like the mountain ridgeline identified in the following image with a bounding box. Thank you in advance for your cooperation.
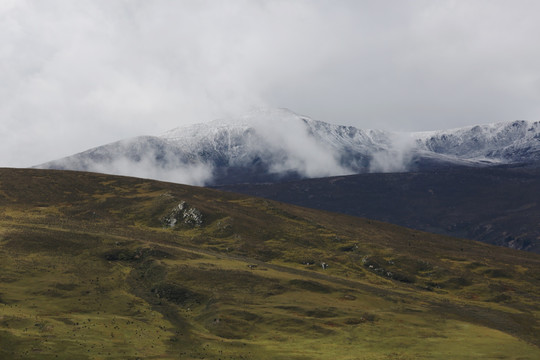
[37,109,540,186]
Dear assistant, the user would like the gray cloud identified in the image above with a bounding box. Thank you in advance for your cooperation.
[89,153,214,186]
[242,110,352,178]
[1,0,540,167]
[369,133,416,173]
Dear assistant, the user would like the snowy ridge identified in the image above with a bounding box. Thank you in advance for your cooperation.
[37,109,540,185]
[415,120,540,161]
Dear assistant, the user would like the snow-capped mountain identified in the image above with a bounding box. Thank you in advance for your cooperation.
[37,109,540,185]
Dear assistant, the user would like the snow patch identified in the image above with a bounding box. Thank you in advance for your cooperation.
[37,109,540,185]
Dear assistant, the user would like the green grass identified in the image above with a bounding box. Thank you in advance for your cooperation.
[0,168,539,359]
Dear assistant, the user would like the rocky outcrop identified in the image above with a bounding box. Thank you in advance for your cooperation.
[162,201,204,228]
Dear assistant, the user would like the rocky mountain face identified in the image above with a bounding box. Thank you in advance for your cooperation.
[37,109,540,185]
[415,120,540,164]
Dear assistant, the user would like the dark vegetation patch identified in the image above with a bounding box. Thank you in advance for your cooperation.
[234,243,281,262]
[483,268,513,279]
[489,294,513,303]
[288,279,333,293]
[102,246,176,262]
[344,313,377,325]
[56,318,76,325]
[488,282,516,293]
[275,306,338,318]
[166,268,285,297]
[54,283,78,291]
[361,256,417,284]
[441,276,473,289]
[32,288,64,298]
[227,310,263,322]
[3,230,100,255]
[425,281,442,291]
[275,305,304,314]
[0,276,18,283]
[197,308,263,340]
[339,244,358,252]
[205,315,256,339]
[210,216,235,238]
[466,261,487,269]
[130,260,167,284]
[103,248,143,262]
[433,300,540,347]
[309,324,336,336]
[304,308,338,318]
[125,260,196,337]
[151,283,206,306]
[0,331,31,360]
[270,316,338,335]
[266,318,309,334]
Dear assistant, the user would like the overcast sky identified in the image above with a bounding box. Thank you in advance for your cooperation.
[2,0,540,167]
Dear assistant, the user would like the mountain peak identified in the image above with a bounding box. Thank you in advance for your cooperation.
[160,107,311,141]
[37,110,540,185]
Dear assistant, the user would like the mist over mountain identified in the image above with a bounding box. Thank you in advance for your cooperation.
[37,109,540,185]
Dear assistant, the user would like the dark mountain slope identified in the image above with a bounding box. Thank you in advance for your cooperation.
[1,168,539,359]
[215,166,540,253]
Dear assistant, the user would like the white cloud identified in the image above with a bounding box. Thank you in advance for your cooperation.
[89,155,214,186]
[1,1,540,167]
[369,133,416,173]
[241,109,352,178]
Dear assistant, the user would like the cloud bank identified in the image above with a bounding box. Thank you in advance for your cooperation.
[369,133,416,173]
[2,1,540,168]
[239,110,352,179]
[89,155,214,187]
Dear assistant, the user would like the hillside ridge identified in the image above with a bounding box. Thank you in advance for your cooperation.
[0,168,539,359]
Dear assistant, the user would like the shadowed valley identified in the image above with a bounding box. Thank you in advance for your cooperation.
[215,165,540,253]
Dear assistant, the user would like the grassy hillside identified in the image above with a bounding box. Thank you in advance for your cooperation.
[0,168,539,359]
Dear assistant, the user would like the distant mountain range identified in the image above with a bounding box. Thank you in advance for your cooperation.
[215,166,540,253]
[37,108,540,185]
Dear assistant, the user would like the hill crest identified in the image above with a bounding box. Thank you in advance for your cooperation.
[1,168,540,358]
